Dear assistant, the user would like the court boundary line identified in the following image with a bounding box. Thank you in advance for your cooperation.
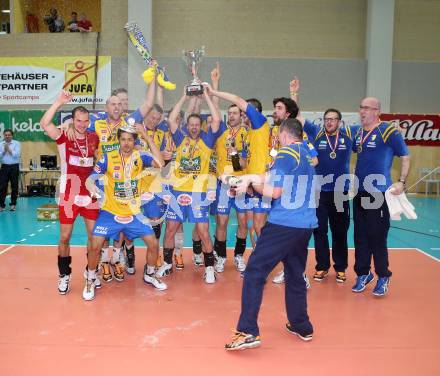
[0,245,15,255]
[1,244,439,262]
[415,248,440,263]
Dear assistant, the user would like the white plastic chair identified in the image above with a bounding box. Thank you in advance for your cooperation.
[422,168,440,195]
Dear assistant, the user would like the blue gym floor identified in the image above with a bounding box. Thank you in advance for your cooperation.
[0,196,439,260]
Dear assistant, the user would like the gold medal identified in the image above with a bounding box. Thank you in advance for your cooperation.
[325,130,339,160]
[357,125,378,154]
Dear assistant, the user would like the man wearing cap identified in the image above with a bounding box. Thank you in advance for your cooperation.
[85,124,165,301]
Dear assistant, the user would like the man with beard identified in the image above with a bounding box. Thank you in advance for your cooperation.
[159,86,221,283]
[302,108,356,283]
[212,103,249,273]
[207,87,271,243]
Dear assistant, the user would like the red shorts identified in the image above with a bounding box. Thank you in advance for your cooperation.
[59,197,99,225]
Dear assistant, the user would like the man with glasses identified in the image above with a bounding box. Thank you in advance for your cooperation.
[351,97,410,296]
[302,109,357,283]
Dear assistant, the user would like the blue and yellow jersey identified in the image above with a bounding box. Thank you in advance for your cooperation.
[171,127,217,192]
[353,122,408,192]
[214,122,248,177]
[268,143,318,229]
[92,149,153,216]
[136,128,167,193]
[304,119,356,191]
[270,124,318,161]
[246,104,270,174]
[88,109,143,157]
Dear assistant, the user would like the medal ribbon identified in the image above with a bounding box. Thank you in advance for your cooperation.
[188,138,200,161]
[119,150,135,180]
[359,126,377,148]
[227,125,240,145]
[325,130,339,155]
[105,119,122,140]
[73,133,89,160]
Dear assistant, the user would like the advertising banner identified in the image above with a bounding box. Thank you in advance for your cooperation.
[0,110,438,146]
[0,56,111,105]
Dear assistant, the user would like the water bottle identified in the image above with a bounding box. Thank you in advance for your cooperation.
[29,159,33,170]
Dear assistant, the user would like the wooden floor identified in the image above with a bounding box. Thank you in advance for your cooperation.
[0,246,439,375]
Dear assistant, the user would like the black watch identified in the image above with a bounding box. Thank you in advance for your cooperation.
[398,179,406,185]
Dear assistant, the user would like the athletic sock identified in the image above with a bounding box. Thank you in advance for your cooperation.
[234,236,247,257]
[145,264,155,275]
[58,255,72,276]
[175,231,184,255]
[163,247,174,265]
[152,224,161,239]
[204,251,215,267]
[192,239,202,255]
[101,247,110,262]
[86,267,96,281]
[214,237,227,258]
[111,247,121,264]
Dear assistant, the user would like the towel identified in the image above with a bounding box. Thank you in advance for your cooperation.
[385,188,417,220]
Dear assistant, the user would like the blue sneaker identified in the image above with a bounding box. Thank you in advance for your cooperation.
[372,277,390,296]
[352,271,374,293]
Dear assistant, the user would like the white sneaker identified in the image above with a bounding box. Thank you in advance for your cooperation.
[143,272,167,290]
[83,270,102,289]
[193,253,204,266]
[303,273,311,290]
[58,274,71,295]
[214,257,226,273]
[204,266,216,284]
[156,261,173,277]
[234,255,246,272]
[272,270,285,284]
[82,279,96,301]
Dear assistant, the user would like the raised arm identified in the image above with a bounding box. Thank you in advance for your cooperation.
[156,82,164,109]
[138,62,157,117]
[210,62,221,107]
[289,75,299,103]
[134,123,165,168]
[209,87,248,112]
[186,96,199,114]
[40,91,72,140]
[168,89,188,134]
[203,84,220,133]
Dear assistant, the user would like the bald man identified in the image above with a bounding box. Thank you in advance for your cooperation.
[351,97,410,296]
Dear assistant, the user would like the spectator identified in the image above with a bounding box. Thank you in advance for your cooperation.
[78,13,92,32]
[67,12,80,32]
[0,129,21,212]
[43,8,65,33]
[25,12,39,33]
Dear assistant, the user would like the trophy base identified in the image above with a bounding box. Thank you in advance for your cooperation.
[186,83,204,96]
